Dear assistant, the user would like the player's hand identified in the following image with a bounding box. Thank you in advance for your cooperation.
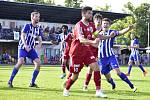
[128,24,135,30]
[24,45,31,52]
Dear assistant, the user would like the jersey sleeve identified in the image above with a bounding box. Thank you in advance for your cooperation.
[113,30,119,36]
[21,24,29,33]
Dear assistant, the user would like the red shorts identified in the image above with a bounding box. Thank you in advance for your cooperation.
[69,51,96,74]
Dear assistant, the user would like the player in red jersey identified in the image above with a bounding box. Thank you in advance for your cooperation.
[60,32,74,79]
[83,13,103,91]
[63,6,115,97]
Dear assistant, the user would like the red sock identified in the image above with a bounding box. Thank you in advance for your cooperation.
[94,71,101,90]
[66,78,75,90]
[61,64,66,73]
[84,73,92,86]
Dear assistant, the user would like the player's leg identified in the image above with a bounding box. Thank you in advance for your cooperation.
[63,73,79,96]
[63,56,83,96]
[29,49,40,87]
[126,55,134,76]
[60,58,67,79]
[111,56,137,92]
[8,49,27,88]
[134,54,147,76]
[104,73,116,90]
[89,62,107,97]
[126,60,133,76]
[83,66,93,91]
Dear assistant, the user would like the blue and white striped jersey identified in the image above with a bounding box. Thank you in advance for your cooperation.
[98,30,119,58]
[131,38,139,54]
[18,23,42,49]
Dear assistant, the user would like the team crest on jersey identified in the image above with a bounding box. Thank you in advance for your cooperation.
[87,27,93,33]
[90,56,95,59]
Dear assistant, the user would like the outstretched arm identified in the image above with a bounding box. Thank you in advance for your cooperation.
[118,24,134,36]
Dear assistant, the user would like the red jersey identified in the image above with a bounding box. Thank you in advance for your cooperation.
[69,20,96,56]
[65,33,73,48]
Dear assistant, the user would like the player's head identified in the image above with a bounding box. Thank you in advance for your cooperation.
[31,11,40,24]
[81,6,93,22]
[101,18,112,31]
[130,33,135,40]
[61,25,68,34]
[93,13,103,28]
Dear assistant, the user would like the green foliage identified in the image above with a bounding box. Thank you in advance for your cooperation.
[64,0,83,8]
[95,4,111,12]
[15,0,55,5]
[110,16,135,45]
[110,2,150,47]
[124,2,150,47]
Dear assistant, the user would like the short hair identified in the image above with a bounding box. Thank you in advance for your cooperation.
[102,18,112,24]
[81,6,92,13]
[93,13,103,20]
[31,11,40,17]
[61,25,68,30]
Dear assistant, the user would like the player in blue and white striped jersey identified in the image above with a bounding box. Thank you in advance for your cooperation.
[97,18,137,92]
[126,33,147,76]
[8,11,42,88]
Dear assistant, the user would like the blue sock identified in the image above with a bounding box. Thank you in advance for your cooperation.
[127,65,132,74]
[138,64,145,72]
[31,70,39,84]
[107,78,115,86]
[9,67,18,84]
[119,72,134,89]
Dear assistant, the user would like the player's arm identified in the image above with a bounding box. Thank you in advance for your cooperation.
[21,24,30,52]
[37,36,42,48]
[98,31,116,40]
[129,44,139,49]
[118,25,134,36]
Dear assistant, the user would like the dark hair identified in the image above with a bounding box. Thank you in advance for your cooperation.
[102,18,112,24]
[61,25,68,30]
[81,6,92,13]
[31,10,40,17]
[93,13,103,20]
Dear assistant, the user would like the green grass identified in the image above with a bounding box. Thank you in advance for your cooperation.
[0,65,150,100]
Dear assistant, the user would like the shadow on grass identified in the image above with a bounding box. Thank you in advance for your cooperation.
[0,86,62,93]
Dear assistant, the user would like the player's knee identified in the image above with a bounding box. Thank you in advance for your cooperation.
[90,62,99,71]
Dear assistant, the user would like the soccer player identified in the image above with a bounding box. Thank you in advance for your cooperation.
[126,33,147,76]
[59,25,69,79]
[83,13,103,91]
[97,18,137,92]
[8,11,42,88]
[63,6,115,97]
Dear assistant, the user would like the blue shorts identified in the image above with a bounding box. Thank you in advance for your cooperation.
[98,55,119,75]
[18,49,39,61]
[129,53,140,62]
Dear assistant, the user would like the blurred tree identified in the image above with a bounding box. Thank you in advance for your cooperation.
[95,4,111,12]
[64,0,83,8]
[111,2,150,47]
[15,0,55,5]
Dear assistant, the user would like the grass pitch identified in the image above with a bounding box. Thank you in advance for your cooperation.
[0,65,150,100]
